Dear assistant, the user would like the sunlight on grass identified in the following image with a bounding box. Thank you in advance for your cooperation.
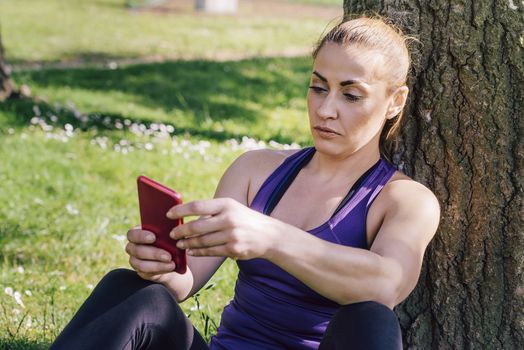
[0,94,303,345]
[9,57,314,144]
[0,0,332,346]
[0,0,342,64]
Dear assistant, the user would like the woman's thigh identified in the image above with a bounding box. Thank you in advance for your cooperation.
[51,268,209,350]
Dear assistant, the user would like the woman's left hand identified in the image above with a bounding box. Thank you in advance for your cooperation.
[167,198,278,260]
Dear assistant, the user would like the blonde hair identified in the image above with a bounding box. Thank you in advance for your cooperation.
[313,15,413,160]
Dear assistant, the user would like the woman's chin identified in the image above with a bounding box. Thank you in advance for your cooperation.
[312,139,352,156]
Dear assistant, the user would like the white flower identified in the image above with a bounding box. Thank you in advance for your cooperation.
[145,143,154,151]
[190,304,201,311]
[4,287,13,296]
[25,290,32,297]
[86,284,94,290]
[14,291,25,308]
[17,266,25,274]
[66,204,79,215]
[32,105,41,117]
[112,235,126,242]
[25,317,32,328]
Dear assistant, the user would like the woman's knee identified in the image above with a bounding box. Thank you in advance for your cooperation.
[320,301,402,350]
[96,268,147,290]
[100,268,139,283]
[334,301,397,323]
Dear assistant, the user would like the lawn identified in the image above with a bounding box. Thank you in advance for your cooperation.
[0,0,342,65]
[0,0,332,346]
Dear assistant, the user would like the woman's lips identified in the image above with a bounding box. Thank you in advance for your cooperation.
[314,125,341,136]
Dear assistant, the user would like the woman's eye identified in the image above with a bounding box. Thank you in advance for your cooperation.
[344,93,361,102]
[309,86,326,93]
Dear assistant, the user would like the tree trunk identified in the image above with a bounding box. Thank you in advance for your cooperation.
[0,27,15,101]
[343,1,523,348]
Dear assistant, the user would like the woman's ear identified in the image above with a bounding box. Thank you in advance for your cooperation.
[386,86,409,120]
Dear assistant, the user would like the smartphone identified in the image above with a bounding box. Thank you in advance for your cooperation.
[137,175,187,274]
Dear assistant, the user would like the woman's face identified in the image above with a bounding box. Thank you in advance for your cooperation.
[307,42,407,158]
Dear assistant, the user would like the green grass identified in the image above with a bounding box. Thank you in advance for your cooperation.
[0,0,331,346]
[7,57,314,144]
[0,124,242,346]
[0,0,342,64]
[0,55,314,347]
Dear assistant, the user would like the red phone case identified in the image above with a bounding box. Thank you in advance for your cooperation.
[137,175,187,274]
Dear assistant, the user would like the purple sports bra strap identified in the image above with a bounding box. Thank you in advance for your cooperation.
[249,148,314,213]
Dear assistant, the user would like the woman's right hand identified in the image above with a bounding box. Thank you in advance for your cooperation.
[125,226,177,283]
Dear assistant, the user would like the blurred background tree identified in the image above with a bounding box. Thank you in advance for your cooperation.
[0,27,15,100]
[343,0,523,348]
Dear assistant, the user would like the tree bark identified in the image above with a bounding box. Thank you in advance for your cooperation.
[0,27,15,101]
[343,1,523,348]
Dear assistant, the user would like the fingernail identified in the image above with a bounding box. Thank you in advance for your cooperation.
[177,240,185,249]
[161,254,171,262]
[187,249,194,256]
[166,210,174,219]
[146,234,155,243]
[170,229,176,239]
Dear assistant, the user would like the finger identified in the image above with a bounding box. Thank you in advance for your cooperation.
[170,215,226,240]
[129,256,176,274]
[166,199,230,220]
[127,228,156,244]
[176,231,230,250]
[125,242,172,262]
[186,245,237,259]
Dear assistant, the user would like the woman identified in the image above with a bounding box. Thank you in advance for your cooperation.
[51,16,440,350]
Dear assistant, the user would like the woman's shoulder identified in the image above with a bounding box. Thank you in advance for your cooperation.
[380,171,440,219]
[229,148,302,204]
[234,148,301,168]
[366,170,440,247]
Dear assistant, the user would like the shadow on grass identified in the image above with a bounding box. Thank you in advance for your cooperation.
[0,338,50,350]
[3,55,312,144]
[0,97,279,143]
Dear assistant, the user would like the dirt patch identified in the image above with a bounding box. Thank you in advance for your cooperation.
[134,0,343,20]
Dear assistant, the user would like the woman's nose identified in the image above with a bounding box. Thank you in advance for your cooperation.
[317,94,338,120]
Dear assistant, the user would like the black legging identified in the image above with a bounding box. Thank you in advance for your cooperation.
[50,269,402,350]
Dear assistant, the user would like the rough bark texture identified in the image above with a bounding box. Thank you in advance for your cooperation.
[343,1,523,348]
[0,27,15,101]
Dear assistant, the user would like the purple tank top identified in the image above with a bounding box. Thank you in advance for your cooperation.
[209,148,397,350]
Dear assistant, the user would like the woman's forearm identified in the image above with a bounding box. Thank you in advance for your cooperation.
[160,269,195,302]
[265,221,402,307]
[163,256,226,303]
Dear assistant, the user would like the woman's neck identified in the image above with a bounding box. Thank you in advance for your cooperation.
[307,145,382,183]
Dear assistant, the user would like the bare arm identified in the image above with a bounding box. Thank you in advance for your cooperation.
[126,152,252,302]
[169,172,440,307]
[266,180,440,307]
[174,152,253,301]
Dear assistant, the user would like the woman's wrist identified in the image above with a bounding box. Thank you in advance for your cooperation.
[261,218,293,262]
